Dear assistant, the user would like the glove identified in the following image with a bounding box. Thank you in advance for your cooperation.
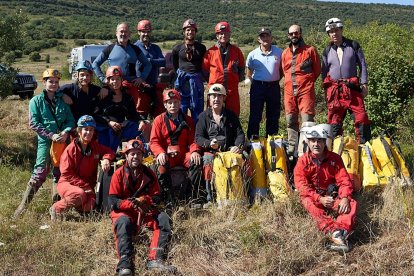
[52,133,61,142]
[118,199,136,211]
[131,196,150,213]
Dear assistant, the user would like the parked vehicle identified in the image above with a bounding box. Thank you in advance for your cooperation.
[68,44,107,79]
[0,64,37,99]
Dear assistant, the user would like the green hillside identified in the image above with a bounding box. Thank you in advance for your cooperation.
[1,0,414,45]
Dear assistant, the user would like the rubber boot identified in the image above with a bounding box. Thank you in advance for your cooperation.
[13,183,36,219]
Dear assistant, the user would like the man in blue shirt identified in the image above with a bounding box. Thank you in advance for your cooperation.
[93,22,152,86]
[135,19,166,86]
[134,20,166,119]
[245,28,283,138]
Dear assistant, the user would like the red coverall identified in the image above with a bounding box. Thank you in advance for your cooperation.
[203,44,245,116]
[53,139,115,213]
[294,150,357,233]
[123,80,152,118]
[109,163,171,271]
[323,75,370,143]
[150,112,201,168]
[282,44,321,118]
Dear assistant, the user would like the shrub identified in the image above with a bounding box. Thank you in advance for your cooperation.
[28,51,41,62]
[45,54,50,63]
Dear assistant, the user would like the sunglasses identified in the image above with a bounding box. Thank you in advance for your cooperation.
[288,31,300,36]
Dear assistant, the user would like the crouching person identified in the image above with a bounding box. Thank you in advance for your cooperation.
[294,124,357,252]
[109,139,175,275]
[150,89,203,205]
[50,115,115,220]
[195,84,245,205]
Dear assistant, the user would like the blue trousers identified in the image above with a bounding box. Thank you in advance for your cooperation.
[247,80,281,139]
[97,120,139,152]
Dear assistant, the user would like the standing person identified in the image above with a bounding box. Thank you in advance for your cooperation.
[172,19,206,122]
[50,115,115,220]
[13,69,75,219]
[294,124,357,252]
[94,66,148,152]
[109,139,176,275]
[135,19,166,118]
[203,21,245,116]
[245,28,283,139]
[195,84,245,203]
[322,18,370,143]
[150,89,203,204]
[59,60,106,122]
[281,24,321,157]
[92,22,153,117]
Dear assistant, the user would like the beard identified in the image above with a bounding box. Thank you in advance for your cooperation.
[291,37,302,46]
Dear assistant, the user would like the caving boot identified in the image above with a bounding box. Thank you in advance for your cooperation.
[12,182,36,220]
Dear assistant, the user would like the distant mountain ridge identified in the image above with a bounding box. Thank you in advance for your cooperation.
[1,0,413,43]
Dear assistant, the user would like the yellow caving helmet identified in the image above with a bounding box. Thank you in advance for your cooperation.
[42,69,61,80]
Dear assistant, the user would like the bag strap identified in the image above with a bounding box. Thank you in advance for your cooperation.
[269,138,277,171]
[337,136,344,155]
[379,135,400,174]
[363,145,381,187]
[164,112,189,145]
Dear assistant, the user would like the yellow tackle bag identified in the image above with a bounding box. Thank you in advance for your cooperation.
[332,135,362,192]
[249,138,267,196]
[213,151,247,206]
[371,134,412,185]
[264,135,288,175]
[359,142,388,190]
[267,169,290,200]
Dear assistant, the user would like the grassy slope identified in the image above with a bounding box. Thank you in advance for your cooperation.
[1,87,414,275]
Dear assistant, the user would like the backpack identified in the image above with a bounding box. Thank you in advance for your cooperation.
[359,142,388,190]
[213,151,247,207]
[371,134,412,185]
[332,135,362,192]
[264,135,288,175]
[249,138,267,197]
[267,169,291,201]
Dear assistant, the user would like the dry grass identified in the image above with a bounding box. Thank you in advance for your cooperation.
[1,85,414,275]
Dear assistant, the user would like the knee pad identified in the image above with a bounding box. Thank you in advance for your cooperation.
[300,113,314,123]
[331,124,343,137]
[286,113,299,129]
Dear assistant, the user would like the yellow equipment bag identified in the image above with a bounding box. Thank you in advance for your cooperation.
[359,142,388,190]
[249,139,267,194]
[332,135,362,192]
[264,135,288,175]
[372,134,412,185]
[50,141,67,167]
[267,169,290,200]
[213,151,246,206]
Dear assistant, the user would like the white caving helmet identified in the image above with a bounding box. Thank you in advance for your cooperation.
[325,17,343,32]
[303,124,332,139]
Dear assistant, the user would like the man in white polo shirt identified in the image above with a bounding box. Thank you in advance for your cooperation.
[245,28,283,139]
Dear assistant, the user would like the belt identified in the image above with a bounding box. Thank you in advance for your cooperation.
[252,79,279,86]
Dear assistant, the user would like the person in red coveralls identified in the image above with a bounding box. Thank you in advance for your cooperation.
[294,124,357,253]
[109,139,176,276]
[50,115,115,220]
[203,21,245,116]
[150,89,203,205]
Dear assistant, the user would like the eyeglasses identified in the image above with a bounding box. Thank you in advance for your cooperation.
[288,31,300,36]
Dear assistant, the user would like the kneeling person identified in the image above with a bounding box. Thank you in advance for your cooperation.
[294,124,357,252]
[109,139,175,275]
[50,115,115,219]
[195,84,245,203]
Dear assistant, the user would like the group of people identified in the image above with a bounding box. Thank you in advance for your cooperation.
[12,16,370,275]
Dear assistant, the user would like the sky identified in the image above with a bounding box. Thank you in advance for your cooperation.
[318,0,414,5]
